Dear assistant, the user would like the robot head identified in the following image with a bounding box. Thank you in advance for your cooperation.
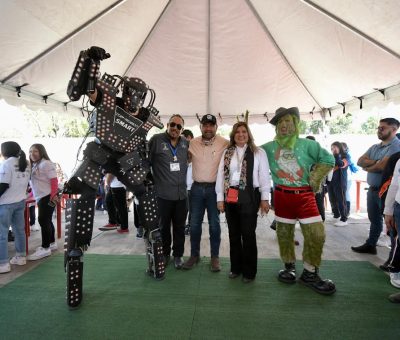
[122,77,148,113]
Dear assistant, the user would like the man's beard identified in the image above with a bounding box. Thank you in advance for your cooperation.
[378,131,391,141]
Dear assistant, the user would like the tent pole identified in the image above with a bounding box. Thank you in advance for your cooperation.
[1,0,126,84]
[123,0,173,76]
[302,0,400,61]
[245,0,323,111]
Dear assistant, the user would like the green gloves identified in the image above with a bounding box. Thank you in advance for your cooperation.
[309,163,333,193]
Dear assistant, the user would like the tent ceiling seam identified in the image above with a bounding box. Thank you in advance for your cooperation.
[123,0,173,76]
[207,0,211,115]
[245,0,323,111]
[1,0,126,85]
[302,0,400,61]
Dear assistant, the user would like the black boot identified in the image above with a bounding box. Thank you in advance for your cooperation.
[298,268,336,295]
[278,263,296,284]
[351,243,377,254]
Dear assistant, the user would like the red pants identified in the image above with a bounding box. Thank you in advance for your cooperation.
[274,185,322,224]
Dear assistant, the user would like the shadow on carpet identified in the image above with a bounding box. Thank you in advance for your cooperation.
[0,255,399,340]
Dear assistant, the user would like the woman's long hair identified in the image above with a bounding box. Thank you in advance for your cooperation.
[29,143,51,165]
[1,141,28,172]
[228,122,258,153]
[331,141,347,159]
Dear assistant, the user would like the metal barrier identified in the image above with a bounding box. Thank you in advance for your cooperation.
[355,179,367,213]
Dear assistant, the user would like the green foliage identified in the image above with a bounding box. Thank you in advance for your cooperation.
[298,120,324,135]
[22,110,89,137]
[359,116,379,135]
[326,114,353,134]
[298,120,307,134]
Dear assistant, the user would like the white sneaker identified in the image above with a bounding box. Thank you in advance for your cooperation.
[27,247,51,261]
[10,256,26,266]
[49,242,58,251]
[334,220,348,227]
[376,237,389,247]
[0,263,11,274]
[30,224,39,231]
[390,272,400,289]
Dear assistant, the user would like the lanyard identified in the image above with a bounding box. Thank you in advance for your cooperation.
[168,142,178,161]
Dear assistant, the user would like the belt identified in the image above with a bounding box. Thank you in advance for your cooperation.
[193,181,216,187]
[275,187,313,194]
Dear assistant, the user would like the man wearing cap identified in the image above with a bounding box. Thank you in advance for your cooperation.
[261,107,336,295]
[183,114,229,271]
[148,114,189,269]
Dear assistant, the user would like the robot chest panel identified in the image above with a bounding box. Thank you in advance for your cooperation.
[96,104,145,153]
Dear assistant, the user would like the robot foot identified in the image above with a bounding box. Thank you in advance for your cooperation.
[66,249,84,308]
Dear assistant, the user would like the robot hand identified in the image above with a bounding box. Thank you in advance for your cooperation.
[87,46,110,61]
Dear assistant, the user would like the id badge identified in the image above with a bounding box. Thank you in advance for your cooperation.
[232,171,240,182]
[170,163,180,172]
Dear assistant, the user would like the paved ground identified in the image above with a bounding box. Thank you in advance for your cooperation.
[0,205,392,288]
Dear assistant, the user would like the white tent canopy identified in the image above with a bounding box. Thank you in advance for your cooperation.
[1,0,400,125]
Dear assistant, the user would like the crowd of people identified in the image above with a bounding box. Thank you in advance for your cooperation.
[1,110,400,302]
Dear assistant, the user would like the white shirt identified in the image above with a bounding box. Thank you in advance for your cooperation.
[186,163,193,190]
[384,158,400,215]
[0,157,30,205]
[216,145,271,201]
[110,177,126,189]
[30,159,57,201]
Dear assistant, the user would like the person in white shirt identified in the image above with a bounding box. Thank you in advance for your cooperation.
[383,158,400,303]
[182,129,194,236]
[0,141,30,273]
[27,144,58,261]
[216,122,271,282]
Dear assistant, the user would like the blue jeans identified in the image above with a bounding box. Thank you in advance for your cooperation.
[0,200,26,264]
[366,188,383,246]
[189,183,221,257]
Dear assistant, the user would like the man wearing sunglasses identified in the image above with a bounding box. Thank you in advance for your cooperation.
[352,118,400,255]
[148,114,189,269]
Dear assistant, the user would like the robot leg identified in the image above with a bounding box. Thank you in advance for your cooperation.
[63,144,105,308]
[144,229,165,280]
[64,198,95,307]
[137,190,165,280]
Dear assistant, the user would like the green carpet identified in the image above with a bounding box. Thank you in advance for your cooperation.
[0,255,399,340]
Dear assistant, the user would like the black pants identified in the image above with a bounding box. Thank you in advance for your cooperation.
[315,192,325,221]
[328,182,347,221]
[158,197,187,257]
[111,187,128,230]
[37,195,55,248]
[105,189,118,224]
[225,202,258,279]
[29,205,36,226]
[133,200,141,229]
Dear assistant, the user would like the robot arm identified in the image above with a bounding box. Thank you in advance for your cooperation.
[67,46,110,102]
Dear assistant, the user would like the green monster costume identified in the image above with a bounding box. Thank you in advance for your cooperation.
[261,107,336,295]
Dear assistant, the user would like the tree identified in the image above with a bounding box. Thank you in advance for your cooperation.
[327,114,353,134]
[360,116,379,135]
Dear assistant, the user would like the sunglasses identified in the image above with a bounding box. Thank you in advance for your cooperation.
[169,122,183,130]
[377,126,391,131]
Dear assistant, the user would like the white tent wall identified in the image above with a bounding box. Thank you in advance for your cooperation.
[0,0,400,126]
